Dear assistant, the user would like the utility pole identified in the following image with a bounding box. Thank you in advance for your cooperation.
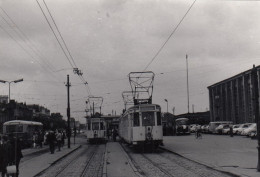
[66,75,71,148]
[252,65,260,171]
[186,54,190,113]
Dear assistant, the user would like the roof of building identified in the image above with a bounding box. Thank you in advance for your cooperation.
[208,65,260,88]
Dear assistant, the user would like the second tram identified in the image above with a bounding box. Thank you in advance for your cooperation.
[118,104,163,150]
[86,117,107,144]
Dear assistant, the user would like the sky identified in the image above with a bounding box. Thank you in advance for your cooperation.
[0,0,260,123]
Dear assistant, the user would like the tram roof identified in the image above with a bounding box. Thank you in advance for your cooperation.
[3,120,43,126]
[128,103,160,109]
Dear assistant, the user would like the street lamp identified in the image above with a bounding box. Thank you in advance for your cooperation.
[0,79,23,103]
[164,99,168,113]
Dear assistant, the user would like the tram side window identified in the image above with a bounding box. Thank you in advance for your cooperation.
[133,112,140,127]
[157,112,162,126]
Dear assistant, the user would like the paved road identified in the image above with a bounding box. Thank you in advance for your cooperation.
[163,134,259,177]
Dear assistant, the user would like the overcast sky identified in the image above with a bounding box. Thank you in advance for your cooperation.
[0,0,260,123]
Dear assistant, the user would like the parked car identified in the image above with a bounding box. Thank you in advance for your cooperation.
[190,124,198,133]
[201,125,209,133]
[222,124,232,134]
[236,123,253,135]
[215,124,231,135]
[232,124,241,134]
[241,123,256,136]
[250,131,257,139]
[208,121,233,134]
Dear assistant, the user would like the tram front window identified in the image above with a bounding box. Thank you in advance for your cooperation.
[100,122,104,130]
[92,122,99,130]
[142,112,155,126]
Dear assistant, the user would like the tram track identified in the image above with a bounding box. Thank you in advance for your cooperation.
[35,144,106,177]
[54,145,99,177]
[121,143,236,177]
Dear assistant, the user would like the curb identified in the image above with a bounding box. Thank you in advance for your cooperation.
[102,143,107,177]
[33,145,82,177]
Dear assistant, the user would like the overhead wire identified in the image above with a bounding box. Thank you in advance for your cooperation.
[0,22,59,82]
[143,0,197,71]
[36,0,92,95]
[0,7,57,74]
[36,0,74,68]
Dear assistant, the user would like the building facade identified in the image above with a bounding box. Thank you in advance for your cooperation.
[208,65,260,124]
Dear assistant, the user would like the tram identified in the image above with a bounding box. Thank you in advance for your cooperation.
[3,120,43,147]
[86,117,107,144]
[118,103,163,150]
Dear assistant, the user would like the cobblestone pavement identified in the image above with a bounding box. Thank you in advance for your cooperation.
[122,143,236,177]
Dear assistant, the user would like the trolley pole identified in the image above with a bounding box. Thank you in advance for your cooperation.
[66,75,71,148]
[252,65,260,172]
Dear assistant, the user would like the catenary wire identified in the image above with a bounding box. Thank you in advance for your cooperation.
[143,0,197,71]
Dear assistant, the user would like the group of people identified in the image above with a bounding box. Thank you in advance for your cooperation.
[32,130,44,148]
[0,134,23,177]
[45,130,66,154]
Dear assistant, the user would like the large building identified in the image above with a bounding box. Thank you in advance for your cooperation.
[208,65,260,124]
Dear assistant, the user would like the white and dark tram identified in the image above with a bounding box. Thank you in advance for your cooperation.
[86,117,107,144]
[118,103,163,150]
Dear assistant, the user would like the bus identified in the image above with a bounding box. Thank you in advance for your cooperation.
[175,118,190,135]
[3,120,43,148]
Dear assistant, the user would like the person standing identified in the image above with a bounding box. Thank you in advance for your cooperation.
[0,136,8,177]
[47,131,56,154]
[61,131,65,147]
[7,134,23,177]
[56,130,62,151]
[112,128,117,142]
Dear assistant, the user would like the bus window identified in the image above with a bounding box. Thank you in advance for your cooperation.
[6,125,23,133]
[157,112,162,126]
[133,112,140,127]
[142,112,155,126]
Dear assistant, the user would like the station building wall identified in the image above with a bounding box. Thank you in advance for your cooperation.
[208,65,260,124]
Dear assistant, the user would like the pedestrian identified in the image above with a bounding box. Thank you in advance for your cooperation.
[0,136,8,177]
[7,133,23,177]
[61,131,65,147]
[112,128,117,142]
[46,131,56,154]
[37,131,44,148]
[32,132,38,148]
[56,130,62,151]
[107,129,111,141]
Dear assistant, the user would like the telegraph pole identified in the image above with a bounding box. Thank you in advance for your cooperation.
[252,65,260,171]
[66,75,71,148]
